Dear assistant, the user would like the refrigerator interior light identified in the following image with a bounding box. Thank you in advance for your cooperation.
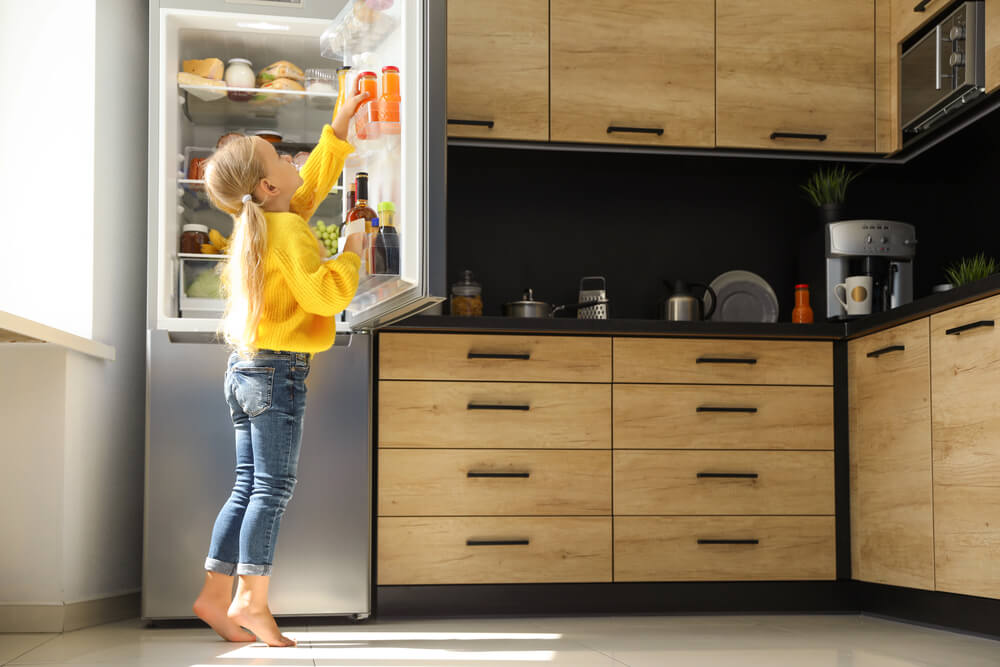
[236,21,290,31]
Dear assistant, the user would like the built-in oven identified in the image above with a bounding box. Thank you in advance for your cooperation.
[901,1,985,139]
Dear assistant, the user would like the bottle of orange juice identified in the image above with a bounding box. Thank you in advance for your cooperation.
[354,70,378,139]
[378,65,401,131]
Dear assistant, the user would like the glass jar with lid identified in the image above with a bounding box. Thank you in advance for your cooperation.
[180,224,210,254]
[224,58,255,101]
[450,269,483,317]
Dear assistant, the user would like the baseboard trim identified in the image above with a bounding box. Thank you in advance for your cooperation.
[0,592,140,633]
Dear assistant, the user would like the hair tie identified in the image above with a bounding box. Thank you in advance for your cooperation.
[242,194,252,204]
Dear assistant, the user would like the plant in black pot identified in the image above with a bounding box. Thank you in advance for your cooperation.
[944,253,999,287]
[801,165,859,224]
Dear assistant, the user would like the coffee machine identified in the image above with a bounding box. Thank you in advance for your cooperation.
[825,220,917,320]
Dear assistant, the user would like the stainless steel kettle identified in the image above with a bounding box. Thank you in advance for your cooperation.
[664,280,717,321]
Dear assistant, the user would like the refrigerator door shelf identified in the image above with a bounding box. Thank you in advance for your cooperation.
[320,0,400,62]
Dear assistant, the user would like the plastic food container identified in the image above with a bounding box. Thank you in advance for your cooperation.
[305,68,337,107]
[224,58,255,101]
[251,130,282,144]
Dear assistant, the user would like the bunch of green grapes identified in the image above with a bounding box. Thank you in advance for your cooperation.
[314,220,339,255]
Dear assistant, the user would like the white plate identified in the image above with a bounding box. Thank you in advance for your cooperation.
[704,270,779,323]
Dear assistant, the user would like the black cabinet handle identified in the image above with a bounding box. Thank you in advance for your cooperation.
[770,132,827,142]
[698,539,760,545]
[467,471,530,478]
[448,118,494,128]
[467,539,529,546]
[945,320,995,336]
[607,125,664,136]
[867,344,906,358]
[697,472,759,479]
[696,357,758,365]
[696,406,758,414]
[468,352,531,360]
[914,0,933,11]
[467,403,531,411]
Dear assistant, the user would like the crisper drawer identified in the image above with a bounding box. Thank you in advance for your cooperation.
[379,449,612,516]
[379,333,612,382]
[377,517,613,584]
[614,516,836,582]
[615,450,834,516]
[614,338,832,385]
[378,381,611,449]
[613,384,833,450]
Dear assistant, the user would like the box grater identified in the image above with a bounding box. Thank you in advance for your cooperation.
[577,276,608,320]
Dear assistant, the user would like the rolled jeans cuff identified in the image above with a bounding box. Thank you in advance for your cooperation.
[204,557,236,575]
[237,562,273,576]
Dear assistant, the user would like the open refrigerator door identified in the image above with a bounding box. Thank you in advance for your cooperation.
[151,0,444,335]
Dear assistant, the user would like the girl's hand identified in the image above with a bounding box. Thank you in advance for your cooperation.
[343,231,364,258]
[332,90,372,141]
[316,234,330,259]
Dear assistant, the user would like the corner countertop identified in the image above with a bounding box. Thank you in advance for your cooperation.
[387,275,1000,341]
[0,311,116,361]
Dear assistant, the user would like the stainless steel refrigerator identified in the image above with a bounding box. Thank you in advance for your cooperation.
[142,0,445,620]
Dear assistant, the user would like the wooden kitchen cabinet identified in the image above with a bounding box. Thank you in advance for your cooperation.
[550,0,715,148]
[848,318,934,591]
[716,0,876,153]
[987,0,1000,92]
[931,294,1000,600]
[893,0,953,45]
[447,0,548,141]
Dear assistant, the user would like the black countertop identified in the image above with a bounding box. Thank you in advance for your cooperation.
[388,275,1000,341]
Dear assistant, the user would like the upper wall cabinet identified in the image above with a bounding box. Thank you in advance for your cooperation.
[550,0,716,148]
[717,0,876,153]
[988,0,1000,93]
[446,0,549,141]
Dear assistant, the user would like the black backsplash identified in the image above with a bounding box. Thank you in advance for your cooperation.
[446,111,1000,321]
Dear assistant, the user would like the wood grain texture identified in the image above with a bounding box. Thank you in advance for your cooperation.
[614,516,837,582]
[379,449,612,516]
[614,450,835,516]
[717,0,876,153]
[379,333,612,382]
[931,294,1000,599]
[447,0,549,140]
[848,318,934,590]
[893,0,951,45]
[378,381,611,449]
[613,338,833,385]
[613,384,834,451]
[876,0,901,153]
[378,516,613,584]
[550,0,715,148]
[988,0,1000,92]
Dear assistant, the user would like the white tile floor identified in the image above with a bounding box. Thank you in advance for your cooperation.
[2,614,1000,666]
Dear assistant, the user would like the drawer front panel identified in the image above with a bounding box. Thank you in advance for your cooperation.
[380,333,612,382]
[614,450,834,515]
[614,516,836,582]
[614,338,832,385]
[379,449,612,516]
[379,381,611,449]
[614,384,833,450]
[378,517,613,584]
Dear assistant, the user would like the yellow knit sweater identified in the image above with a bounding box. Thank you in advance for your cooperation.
[251,125,361,354]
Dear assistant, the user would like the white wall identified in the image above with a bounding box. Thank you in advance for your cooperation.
[0,1,96,339]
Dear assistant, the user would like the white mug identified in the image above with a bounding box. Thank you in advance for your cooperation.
[835,276,873,316]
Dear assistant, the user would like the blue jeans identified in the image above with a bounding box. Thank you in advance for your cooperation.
[205,349,310,577]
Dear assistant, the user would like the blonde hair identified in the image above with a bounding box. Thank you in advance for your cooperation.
[203,136,268,356]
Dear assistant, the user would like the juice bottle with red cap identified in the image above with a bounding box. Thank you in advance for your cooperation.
[378,65,401,131]
[792,284,814,323]
[354,70,378,139]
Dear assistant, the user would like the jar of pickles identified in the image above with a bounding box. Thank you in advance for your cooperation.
[450,270,483,317]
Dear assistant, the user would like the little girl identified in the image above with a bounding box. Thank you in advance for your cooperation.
[191,89,370,647]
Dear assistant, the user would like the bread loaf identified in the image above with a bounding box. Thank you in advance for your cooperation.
[183,58,224,80]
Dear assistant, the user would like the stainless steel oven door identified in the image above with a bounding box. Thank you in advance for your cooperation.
[901,1,984,134]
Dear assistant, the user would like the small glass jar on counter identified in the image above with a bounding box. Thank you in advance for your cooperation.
[450,269,483,317]
[180,224,210,254]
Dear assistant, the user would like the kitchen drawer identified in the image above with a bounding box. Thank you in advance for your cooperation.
[931,293,1000,599]
[379,333,612,382]
[379,449,611,516]
[614,338,832,385]
[613,384,833,450]
[378,381,611,449]
[378,516,613,584]
[614,450,834,516]
[893,0,952,44]
[614,516,836,582]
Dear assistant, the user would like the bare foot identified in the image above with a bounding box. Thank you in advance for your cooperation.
[227,600,296,647]
[192,596,256,642]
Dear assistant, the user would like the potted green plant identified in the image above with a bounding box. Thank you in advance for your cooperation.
[943,253,999,287]
[801,165,859,224]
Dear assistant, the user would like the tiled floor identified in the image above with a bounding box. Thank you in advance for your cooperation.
[2,614,1000,666]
